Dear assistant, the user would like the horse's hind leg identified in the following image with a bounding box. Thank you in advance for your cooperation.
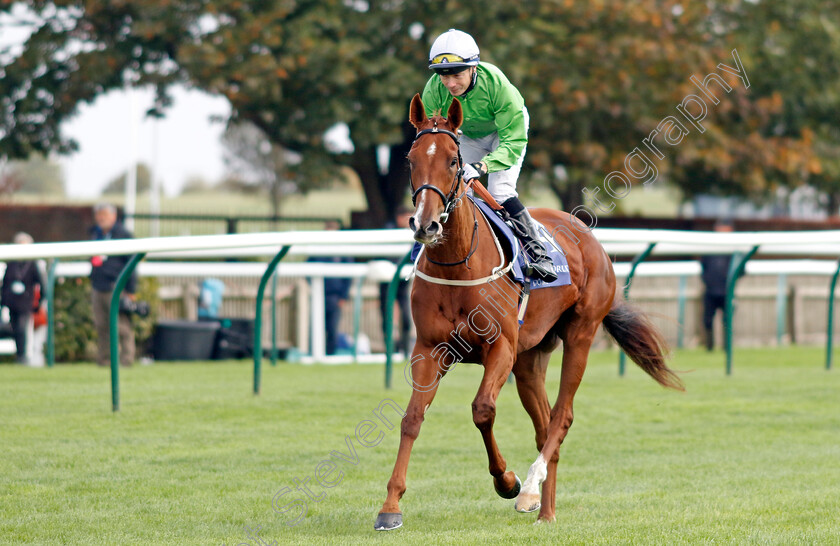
[512,347,558,520]
[473,339,520,498]
[516,316,600,521]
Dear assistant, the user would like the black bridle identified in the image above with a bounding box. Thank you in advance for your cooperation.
[409,122,479,267]
[409,124,464,224]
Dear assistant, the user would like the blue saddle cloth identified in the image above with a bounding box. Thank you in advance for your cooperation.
[411,196,571,289]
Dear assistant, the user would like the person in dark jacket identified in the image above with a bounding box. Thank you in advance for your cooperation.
[307,220,352,355]
[700,219,735,351]
[90,203,137,367]
[0,232,43,364]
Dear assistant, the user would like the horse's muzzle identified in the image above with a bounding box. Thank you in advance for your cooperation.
[410,216,442,245]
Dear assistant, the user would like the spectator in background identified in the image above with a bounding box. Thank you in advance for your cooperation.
[89,203,137,367]
[700,219,735,351]
[0,232,43,364]
[379,207,413,355]
[308,220,352,355]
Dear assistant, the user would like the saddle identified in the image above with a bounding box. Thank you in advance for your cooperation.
[410,192,571,291]
[470,197,571,290]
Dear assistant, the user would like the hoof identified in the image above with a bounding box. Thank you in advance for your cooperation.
[494,474,521,500]
[374,512,403,531]
[515,493,541,513]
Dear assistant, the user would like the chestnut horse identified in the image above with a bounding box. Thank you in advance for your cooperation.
[374,94,683,531]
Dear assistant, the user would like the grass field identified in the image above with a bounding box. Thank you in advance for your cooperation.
[1,347,838,545]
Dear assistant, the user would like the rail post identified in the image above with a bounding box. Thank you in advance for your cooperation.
[253,246,291,395]
[109,252,145,412]
[724,246,759,375]
[676,274,687,349]
[619,243,656,375]
[826,258,840,371]
[776,274,788,346]
[45,259,60,368]
[270,271,279,367]
[352,276,365,363]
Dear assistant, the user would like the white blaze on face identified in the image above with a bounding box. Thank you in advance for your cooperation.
[426,142,437,157]
[414,189,428,231]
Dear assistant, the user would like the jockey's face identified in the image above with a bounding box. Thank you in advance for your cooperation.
[439,67,475,96]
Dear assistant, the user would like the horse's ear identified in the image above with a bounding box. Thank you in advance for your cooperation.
[447,98,463,131]
[409,93,428,129]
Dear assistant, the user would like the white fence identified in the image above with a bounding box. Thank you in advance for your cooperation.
[2,228,840,364]
[2,227,840,261]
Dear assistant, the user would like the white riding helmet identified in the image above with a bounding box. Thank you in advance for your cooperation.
[428,29,480,75]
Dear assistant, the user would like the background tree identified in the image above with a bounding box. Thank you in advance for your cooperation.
[220,120,299,217]
[0,153,65,196]
[102,162,152,195]
[179,175,213,195]
[0,162,23,198]
[724,0,839,214]
[0,1,429,225]
[176,0,432,226]
[460,0,786,210]
[1,1,833,219]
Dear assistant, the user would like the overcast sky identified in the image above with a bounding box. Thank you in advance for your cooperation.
[60,87,230,198]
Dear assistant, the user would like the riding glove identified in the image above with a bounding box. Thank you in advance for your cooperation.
[461,162,487,181]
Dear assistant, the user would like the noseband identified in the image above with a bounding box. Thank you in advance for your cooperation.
[409,124,464,224]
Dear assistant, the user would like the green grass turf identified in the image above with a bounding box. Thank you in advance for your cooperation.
[1,347,838,545]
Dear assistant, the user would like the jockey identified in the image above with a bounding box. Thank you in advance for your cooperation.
[421,28,558,283]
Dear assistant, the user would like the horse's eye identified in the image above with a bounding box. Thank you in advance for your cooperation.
[450,158,457,168]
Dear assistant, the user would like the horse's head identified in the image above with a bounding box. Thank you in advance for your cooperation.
[406,93,464,245]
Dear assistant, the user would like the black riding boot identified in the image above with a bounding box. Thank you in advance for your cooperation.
[501,197,558,283]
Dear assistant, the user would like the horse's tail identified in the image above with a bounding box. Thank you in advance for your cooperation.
[602,299,684,391]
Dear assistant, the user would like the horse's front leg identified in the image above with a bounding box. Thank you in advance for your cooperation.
[473,338,520,499]
[375,344,448,531]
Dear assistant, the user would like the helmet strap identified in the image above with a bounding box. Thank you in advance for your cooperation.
[459,67,478,97]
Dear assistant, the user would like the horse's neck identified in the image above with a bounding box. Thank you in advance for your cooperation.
[421,199,493,274]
